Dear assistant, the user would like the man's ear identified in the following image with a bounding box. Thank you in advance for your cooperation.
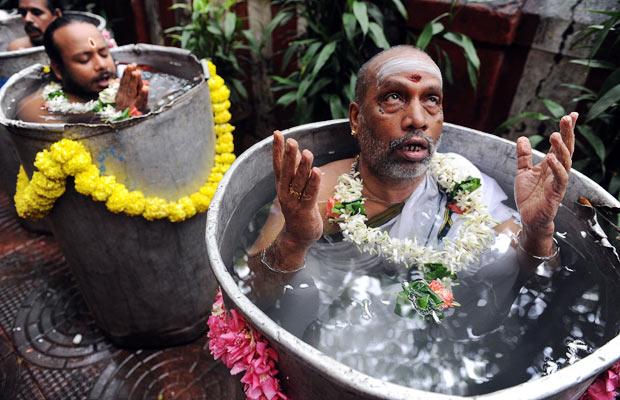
[53,9,62,17]
[349,101,360,134]
[50,61,62,81]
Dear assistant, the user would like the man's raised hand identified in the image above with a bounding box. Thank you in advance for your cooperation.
[514,112,578,256]
[115,64,149,112]
[273,130,323,248]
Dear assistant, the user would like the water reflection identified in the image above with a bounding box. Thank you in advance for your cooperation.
[233,201,620,396]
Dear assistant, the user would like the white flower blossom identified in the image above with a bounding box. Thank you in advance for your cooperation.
[333,152,496,274]
[42,82,125,122]
[98,81,119,104]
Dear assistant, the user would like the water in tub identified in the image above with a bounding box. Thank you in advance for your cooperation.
[9,63,197,124]
[233,201,620,396]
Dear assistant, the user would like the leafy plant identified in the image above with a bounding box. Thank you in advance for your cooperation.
[166,0,249,105]
[497,3,620,199]
[271,0,481,125]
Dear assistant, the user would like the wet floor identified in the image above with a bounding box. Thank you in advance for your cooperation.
[0,191,243,400]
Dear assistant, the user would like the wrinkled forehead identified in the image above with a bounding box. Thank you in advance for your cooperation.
[375,54,443,87]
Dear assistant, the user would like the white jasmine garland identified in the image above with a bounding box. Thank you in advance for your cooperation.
[42,81,128,122]
[331,153,496,274]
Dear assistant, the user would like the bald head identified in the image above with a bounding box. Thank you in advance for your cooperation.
[354,46,442,104]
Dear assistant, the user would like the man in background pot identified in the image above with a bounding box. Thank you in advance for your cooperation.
[7,0,62,51]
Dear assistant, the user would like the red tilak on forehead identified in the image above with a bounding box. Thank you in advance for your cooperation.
[409,74,422,82]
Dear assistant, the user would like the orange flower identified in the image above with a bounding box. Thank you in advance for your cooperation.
[325,197,339,219]
[447,202,465,214]
[429,279,455,309]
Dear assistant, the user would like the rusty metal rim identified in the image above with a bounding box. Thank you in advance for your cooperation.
[206,119,620,400]
[0,44,207,140]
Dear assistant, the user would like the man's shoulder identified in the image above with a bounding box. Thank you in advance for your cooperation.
[17,89,47,123]
[7,36,32,51]
[317,158,354,192]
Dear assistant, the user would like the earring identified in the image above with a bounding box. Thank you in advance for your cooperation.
[351,130,356,136]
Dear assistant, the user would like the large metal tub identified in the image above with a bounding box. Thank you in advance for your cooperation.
[0,11,106,226]
[0,44,217,348]
[206,119,620,399]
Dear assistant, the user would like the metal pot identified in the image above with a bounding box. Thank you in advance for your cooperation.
[206,119,620,399]
[0,11,106,230]
[0,44,217,348]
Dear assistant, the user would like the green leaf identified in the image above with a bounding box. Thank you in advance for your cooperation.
[423,263,456,280]
[572,157,590,172]
[366,3,384,27]
[587,83,620,122]
[528,134,545,148]
[589,14,617,58]
[223,12,236,40]
[344,73,357,101]
[329,95,346,119]
[308,78,331,96]
[570,59,615,69]
[588,10,620,17]
[343,13,357,42]
[311,42,337,77]
[417,294,429,309]
[271,76,298,88]
[206,24,222,36]
[369,22,390,49]
[390,0,408,19]
[466,61,478,90]
[352,1,369,35]
[495,112,551,133]
[430,12,450,24]
[264,10,292,38]
[541,98,566,118]
[609,174,620,196]
[416,23,435,50]
[276,91,296,107]
[578,125,606,162]
[300,42,322,71]
[600,69,620,96]
[296,76,314,102]
[461,35,480,70]
[230,78,248,99]
[560,83,596,95]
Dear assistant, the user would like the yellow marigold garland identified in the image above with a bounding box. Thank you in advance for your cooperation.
[14,60,236,223]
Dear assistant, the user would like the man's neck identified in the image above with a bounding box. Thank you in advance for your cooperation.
[358,158,426,205]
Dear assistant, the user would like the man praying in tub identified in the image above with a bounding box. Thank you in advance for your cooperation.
[17,16,148,124]
[246,45,577,336]
[7,0,62,51]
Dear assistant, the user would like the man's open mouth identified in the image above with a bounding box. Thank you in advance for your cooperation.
[395,137,431,162]
[94,73,112,88]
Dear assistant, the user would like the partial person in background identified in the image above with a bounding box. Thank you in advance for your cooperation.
[17,16,148,124]
[7,0,62,51]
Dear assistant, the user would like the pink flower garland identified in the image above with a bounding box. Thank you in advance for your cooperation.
[208,289,289,400]
[580,361,620,400]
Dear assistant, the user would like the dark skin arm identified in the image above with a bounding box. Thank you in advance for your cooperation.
[246,130,323,304]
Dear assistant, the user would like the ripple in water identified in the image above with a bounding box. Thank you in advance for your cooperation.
[232,202,620,396]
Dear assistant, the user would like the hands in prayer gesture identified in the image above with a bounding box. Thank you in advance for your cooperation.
[272,131,323,252]
[515,112,578,256]
[115,64,149,112]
